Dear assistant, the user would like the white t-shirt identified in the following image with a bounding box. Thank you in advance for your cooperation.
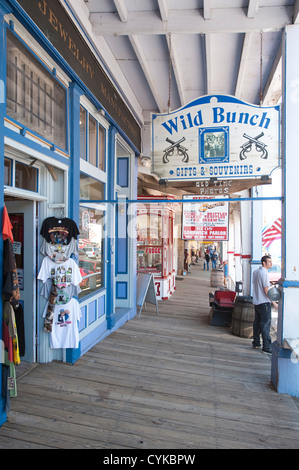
[42,298,82,349]
[38,257,82,289]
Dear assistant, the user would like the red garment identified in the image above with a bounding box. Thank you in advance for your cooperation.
[2,206,14,243]
[2,321,13,362]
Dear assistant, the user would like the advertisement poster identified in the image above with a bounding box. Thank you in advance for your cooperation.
[182,195,229,241]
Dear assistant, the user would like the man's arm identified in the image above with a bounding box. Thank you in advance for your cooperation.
[264,285,278,310]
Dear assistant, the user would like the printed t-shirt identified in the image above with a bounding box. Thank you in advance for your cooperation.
[40,217,79,245]
[37,257,82,289]
[40,237,79,263]
[42,298,81,349]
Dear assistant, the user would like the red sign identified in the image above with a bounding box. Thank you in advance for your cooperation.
[182,196,229,241]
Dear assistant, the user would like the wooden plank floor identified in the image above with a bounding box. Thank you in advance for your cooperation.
[1,263,299,449]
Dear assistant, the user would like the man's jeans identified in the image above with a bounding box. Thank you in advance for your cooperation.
[252,302,272,352]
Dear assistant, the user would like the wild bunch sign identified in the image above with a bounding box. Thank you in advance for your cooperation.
[151,95,280,181]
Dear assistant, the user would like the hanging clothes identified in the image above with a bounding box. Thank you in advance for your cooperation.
[13,302,25,357]
[2,206,14,244]
[3,302,20,366]
[3,239,20,303]
[38,217,81,335]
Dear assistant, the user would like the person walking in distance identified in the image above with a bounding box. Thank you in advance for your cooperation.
[204,251,210,270]
[211,250,218,269]
[252,255,278,355]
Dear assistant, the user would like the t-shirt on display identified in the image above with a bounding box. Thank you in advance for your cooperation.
[40,217,79,245]
[42,298,82,349]
[37,257,82,289]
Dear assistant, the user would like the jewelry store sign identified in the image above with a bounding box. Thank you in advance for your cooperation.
[151,95,280,181]
[182,195,229,241]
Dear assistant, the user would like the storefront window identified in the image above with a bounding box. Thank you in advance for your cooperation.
[6,30,67,150]
[89,114,97,166]
[80,174,104,201]
[4,158,12,186]
[79,206,104,298]
[15,161,38,192]
[137,208,162,272]
[80,106,87,161]
[98,124,105,171]
[80,106,106,170]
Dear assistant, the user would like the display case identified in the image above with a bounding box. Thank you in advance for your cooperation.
[137,197,176,300]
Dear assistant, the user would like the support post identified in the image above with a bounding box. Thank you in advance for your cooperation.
[0,0,12,427]
[271,25,299,396]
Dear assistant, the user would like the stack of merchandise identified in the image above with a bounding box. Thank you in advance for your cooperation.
[38,217,82,350]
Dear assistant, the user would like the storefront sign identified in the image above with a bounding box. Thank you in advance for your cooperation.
[151,95,280,181]
[182,195,229,241]
[17,0,141,151]
[196,179,232,195]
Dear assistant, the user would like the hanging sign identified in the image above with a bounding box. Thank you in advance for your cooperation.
[151,95,280,181]
[182,195,229,241]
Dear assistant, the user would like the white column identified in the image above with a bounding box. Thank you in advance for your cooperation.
[233,204,242,288]
[227,208,235,288]
[271,24,299,396]
[250,186,263,295]
[240,192,252,296]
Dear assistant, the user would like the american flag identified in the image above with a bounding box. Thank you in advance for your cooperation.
[262,218,281,248]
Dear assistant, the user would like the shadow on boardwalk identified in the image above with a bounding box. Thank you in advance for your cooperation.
[1,262,299,449]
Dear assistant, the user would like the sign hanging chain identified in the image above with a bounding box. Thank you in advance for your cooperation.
[259,31,263,105]
[168,33,172,113]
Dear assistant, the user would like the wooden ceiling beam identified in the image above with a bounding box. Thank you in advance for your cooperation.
[90,7,292,35]
[129,35,165,113]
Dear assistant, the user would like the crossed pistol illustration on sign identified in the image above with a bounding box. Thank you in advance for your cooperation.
[162,133,268,164]
[163,137,189,164]
[239,132,268,160]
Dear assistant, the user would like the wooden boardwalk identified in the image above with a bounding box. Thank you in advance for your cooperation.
[1,263,299,449]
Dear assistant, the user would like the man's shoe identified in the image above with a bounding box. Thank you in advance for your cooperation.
[262,349,272,356]
[252,345,261,349]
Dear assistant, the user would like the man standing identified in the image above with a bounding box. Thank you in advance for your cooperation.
[252,255,278,355]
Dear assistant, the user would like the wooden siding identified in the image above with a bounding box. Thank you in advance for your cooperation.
[0,263,299,449]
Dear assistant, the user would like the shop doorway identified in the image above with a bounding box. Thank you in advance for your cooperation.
[5,199,37,363]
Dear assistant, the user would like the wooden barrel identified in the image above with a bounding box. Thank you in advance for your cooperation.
[231,296,254,338]
[210,269,224,287]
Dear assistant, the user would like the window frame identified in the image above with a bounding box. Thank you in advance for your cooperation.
[79,97,108,300]
[4,155,39,194]
[80,103,107,171]
[5,26,69,153]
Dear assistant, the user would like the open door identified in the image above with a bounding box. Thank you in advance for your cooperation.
[5,199,37,363]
